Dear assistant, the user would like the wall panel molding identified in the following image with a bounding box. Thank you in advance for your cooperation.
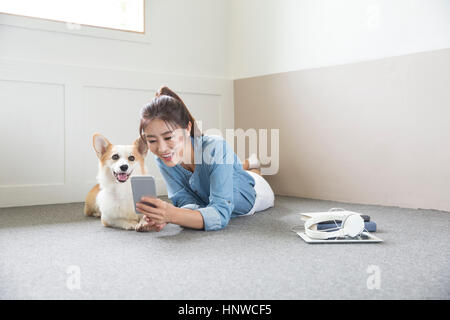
[0,58,234,208]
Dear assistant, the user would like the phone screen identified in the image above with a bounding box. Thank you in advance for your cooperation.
[130,176,157,213]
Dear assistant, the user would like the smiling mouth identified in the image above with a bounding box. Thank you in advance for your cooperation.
[161,152,174,161]
[113,171,132,183]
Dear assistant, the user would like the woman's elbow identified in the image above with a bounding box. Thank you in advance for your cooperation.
[202,201,233,231]
[219,215,231,230]
[204,212,231,231]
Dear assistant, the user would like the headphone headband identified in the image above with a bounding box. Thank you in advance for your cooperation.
[304,211,365,240]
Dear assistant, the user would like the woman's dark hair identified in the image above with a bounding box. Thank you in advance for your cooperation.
[139,86,202,143]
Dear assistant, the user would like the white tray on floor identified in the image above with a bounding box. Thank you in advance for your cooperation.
[296,231,383,244]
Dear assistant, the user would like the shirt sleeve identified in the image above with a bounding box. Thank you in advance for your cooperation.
[156,158,200,208]
[197,139,235,231]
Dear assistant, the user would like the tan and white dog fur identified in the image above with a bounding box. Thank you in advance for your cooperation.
[84,133,151,231]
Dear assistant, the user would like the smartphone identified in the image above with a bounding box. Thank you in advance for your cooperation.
[130,176,157,214]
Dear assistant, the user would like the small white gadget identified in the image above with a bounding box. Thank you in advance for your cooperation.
[304,211,365,240]
[293,208,383,243]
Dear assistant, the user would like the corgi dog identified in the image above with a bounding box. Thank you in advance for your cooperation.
[84,133,151,232]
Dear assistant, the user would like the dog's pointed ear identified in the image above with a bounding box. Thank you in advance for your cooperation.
[93,133,111,159]
[134,136,148,158]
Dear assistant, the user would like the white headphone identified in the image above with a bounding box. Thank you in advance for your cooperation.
[304,210,365,240]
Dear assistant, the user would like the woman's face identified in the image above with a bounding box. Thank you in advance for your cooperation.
[143,118,191,167]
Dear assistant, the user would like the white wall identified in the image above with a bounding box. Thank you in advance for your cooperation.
[231,0,450,79]
[232,0,450,212]
[0,0,232,78]
[2,0,449,208]
[0,0,233,207]
[235,48,450,212]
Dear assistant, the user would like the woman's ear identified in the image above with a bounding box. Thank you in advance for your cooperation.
[186,121,192,136]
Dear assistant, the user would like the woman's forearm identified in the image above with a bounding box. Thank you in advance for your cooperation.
[169,206,204,230]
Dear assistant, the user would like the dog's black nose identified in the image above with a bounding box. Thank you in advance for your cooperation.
[120,164,128,172]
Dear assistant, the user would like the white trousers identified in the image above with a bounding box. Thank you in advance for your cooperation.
[241,171,275,216]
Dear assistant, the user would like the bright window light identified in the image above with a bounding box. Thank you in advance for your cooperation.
[0,0,145,33]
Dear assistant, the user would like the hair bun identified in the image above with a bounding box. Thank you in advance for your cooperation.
[156,86,174,97]
[156,85,183,103]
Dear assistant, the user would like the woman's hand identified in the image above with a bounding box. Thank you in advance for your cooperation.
[136,197,175,225]
[143,216,167,232]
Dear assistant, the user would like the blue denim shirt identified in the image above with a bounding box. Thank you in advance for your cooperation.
[155,135,256,231]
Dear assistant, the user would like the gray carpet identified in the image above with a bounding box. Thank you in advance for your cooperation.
[0,196,449,300]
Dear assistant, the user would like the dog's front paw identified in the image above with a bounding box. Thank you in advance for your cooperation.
[92,211,101,218]
[135,220,152,232]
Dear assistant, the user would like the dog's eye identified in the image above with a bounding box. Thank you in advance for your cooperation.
[112,154,119,160]
[128,156,135,161]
